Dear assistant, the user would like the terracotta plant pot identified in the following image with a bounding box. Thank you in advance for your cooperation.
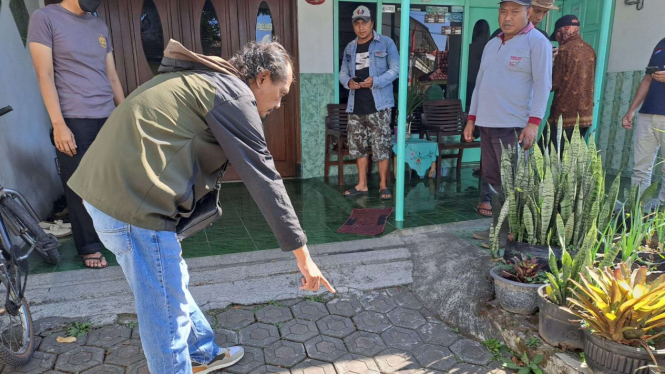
[536,285,584,350]
[583,329,665,374]
[490,266,542,315]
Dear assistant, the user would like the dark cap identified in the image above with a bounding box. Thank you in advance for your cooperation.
[550,15,580,41]
[499,0,533,6]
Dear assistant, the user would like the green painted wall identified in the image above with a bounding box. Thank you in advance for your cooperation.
[596,70,650,178]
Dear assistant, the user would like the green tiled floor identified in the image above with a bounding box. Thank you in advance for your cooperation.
[27,166,491,274]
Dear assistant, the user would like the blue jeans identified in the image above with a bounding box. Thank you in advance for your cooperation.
[84,201,220,373]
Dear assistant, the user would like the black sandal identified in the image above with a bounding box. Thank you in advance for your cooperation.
[81,254,109,269]
[344,187,369,197]
[380,189,392,200]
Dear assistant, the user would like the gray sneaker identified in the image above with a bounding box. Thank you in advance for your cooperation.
[472,230,490,241]
[192,346,244,373]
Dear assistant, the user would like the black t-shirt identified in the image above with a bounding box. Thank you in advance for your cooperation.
[490,27,550,40]
[353,41,377,115]
[640,38,665,116]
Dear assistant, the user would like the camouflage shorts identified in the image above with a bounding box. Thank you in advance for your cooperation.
[347,109,392,161]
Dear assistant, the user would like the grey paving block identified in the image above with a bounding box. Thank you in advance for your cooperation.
[353,311,392,334]
[240,323,280,348]
[280,319,319,343]
[448,363,491,374]
[217,309,256,330]
[256,305,293,324]
[250,365,292,374]
[381,327,422,351]
[104,339,145,367]
[291,359,337,374]
[291,301,330,321]
[226,346,265,374]
[280,299,303,307]
[344,331,386,357]
[373,348,419,373]
[131,327,140,340]
[2,351,55,373]
[55,346,106,373]
[391,290,423,310]
[416,323,459,347]
[81,364,126,374]
[85,326,132,348]
[360,292,396,314]
[304,335,348,363]
[409,370,444,374]
[215,328,239,348]
[413,344,457,372]
[316,315,356,338]
[387,308,427,330]
[449,339,491,366]
[126,360,150,374]
[326,297,363,317]
[264,340,307,368]
[38,331,87,355]
[333,353,381,374]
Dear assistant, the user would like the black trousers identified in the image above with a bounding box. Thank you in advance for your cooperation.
[540,124,590,153]
[52,118,106,256]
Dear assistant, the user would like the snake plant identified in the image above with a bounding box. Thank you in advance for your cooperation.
[490,117,621,258]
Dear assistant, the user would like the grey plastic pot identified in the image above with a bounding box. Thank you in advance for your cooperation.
[583,329,665,374]
[490,266,542,315]
[536,285,584,350]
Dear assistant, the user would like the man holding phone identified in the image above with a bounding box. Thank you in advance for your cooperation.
[339,6,399,200]
[623,37,665,204]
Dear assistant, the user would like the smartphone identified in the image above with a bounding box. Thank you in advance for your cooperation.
[351,77,362,83]
[646,66,660,75]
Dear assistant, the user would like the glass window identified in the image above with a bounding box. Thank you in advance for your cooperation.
[200,0,222,56]
[141,0,164,76]
[256,1,275,43]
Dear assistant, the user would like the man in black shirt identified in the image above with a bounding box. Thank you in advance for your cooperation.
[339,6,400,200]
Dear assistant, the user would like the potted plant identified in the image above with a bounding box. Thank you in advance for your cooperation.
[490,121,621,266]
[491,254,547,315]
[568,262,665,374]
[394,85,426,139]
[537,217,596,349]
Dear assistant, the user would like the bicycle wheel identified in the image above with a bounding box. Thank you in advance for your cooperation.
[0,258,34,365]
[0,197,61,265]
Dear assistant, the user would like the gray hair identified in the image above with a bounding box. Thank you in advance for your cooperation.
[229,41,295,84]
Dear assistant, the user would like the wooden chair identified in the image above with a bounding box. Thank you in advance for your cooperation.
[324,104,373,186]
[420,99,481,182]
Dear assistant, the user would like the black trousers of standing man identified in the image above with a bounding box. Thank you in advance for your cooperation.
[51,118,106,256]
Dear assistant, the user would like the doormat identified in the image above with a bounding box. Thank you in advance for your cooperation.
[337,208,393,236]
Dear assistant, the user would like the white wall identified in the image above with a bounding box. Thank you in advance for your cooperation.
[607,0,665,73]
[297,0,334,74]
[0,0,63,217]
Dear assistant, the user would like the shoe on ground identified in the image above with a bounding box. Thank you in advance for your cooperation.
[481,239,506,249]
[192,346,244,373]
[43,224,72,238]
[472,230,490,241]
[39,220,72,230]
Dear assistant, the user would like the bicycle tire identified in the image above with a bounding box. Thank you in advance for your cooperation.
[0,262,35,365]
[0,197,61,265]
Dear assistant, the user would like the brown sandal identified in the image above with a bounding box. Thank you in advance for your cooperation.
[476,203,493,217]
[81,254,109,269]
